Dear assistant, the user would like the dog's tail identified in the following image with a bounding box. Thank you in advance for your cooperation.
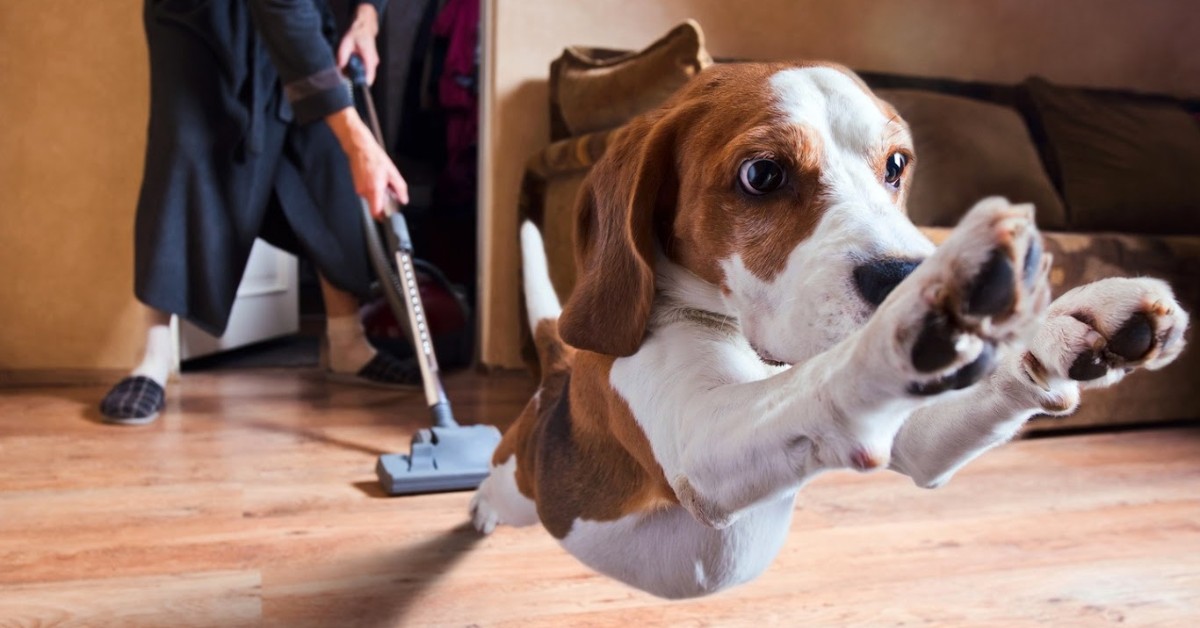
[521,221,562,329]
[521,221,570,375]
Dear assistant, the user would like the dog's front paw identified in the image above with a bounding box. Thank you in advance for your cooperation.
[1024,278,1189,398]
[880,198,1052,396]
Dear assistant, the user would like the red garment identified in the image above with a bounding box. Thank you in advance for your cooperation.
[432,0,479,204]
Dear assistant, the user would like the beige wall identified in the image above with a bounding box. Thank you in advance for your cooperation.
[0,1,149,372]
[479,0,1200,368]
[4,2,1196,373]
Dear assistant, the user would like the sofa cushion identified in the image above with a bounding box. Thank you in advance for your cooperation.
[1019,77,1200,235]
[877,89,1068,230]
[548,20,712,140]
[519,130,615,301]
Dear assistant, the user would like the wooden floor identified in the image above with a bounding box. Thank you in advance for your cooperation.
[1,368,1198,627]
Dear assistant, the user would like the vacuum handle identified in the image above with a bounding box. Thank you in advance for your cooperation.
[346,54,386,141]
[345,54,368,88]
[346,53,403,224]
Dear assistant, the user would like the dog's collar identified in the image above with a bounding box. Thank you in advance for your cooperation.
[662,306,739,335]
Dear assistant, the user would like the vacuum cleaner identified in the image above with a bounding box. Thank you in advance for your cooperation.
[345,56,501,496]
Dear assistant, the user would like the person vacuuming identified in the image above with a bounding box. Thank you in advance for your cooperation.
[101,0,419,424]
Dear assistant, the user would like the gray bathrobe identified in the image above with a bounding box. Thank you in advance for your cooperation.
[135,0,386,335]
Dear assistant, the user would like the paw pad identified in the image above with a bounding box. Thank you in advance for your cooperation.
[1067,349,1108,381]
[1107,312,1154,362]
[965,249,1016,317]
[1066,310,1157,382]
[911,313,962,373]
[888,198,1051,397]
[909,342,997,396]
[1033,277,1189,388]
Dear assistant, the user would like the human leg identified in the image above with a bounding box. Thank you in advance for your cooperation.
[319,274,421,387]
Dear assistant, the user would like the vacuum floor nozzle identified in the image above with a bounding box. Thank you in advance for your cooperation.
[375,424,502,495]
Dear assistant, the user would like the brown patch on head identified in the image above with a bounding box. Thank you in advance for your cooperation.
[664,63,831,285]
[559,62,915,353]
[558,63,827,353]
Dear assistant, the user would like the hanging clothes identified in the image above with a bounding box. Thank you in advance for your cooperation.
[430,0,479,205]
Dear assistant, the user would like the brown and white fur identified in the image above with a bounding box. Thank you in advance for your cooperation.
[471,63,1190,599]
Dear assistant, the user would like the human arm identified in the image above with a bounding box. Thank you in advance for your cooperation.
[247,0,405,218]
[325,107,409,218]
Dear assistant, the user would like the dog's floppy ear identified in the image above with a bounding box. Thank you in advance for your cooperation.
[558,112,681,356]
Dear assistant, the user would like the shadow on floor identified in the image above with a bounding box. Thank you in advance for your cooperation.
[241,419,394,458]
[182,335,320,371]
[266,523,484,628]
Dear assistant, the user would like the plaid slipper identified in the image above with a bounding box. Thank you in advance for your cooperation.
[99,376,165,425]
[327,352,423,389]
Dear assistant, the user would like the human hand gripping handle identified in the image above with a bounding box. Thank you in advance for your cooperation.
[337,2,381,85]
[325,56,408,220]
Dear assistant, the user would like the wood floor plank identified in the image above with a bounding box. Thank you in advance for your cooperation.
[1,369,1197,626]
[0,571,262,628]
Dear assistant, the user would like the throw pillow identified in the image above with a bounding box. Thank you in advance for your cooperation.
[1019,77,1200,234]
[877,88,1069,230]
[549,19,713,140]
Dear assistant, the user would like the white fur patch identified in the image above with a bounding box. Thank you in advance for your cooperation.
[560,490,796,599]
[471,456,538,534]
[520,221,562,327]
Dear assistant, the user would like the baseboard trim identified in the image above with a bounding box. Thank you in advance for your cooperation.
[0,368,127,387]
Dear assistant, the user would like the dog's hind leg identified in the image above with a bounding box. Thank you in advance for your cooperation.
[471,222,568,534]
[471,453,538,534]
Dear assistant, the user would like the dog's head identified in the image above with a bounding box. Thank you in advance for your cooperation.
[559,62,935,364]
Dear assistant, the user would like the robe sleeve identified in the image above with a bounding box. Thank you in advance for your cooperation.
[248,0,388,125]
[357,0,389,14]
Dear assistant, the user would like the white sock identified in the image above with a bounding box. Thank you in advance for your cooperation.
[131,322,173,387]
[325,314,377,373]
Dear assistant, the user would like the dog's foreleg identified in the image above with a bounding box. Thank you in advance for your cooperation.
[634,199,1052,527]
[891,276,1189,488]
[887,349,1060,488]
[660,343,928,528]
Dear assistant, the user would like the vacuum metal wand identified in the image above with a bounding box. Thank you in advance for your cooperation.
[347,56,455,428]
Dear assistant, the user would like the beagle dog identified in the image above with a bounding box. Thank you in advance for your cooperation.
[471,63,1190,599]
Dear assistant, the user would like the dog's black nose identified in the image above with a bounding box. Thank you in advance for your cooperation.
[854,258,922,306]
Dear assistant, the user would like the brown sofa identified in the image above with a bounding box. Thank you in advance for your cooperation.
[519,21,1200,432]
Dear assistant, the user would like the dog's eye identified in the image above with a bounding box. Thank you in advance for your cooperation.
[738,159,786,196]
[884,152,908,188]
